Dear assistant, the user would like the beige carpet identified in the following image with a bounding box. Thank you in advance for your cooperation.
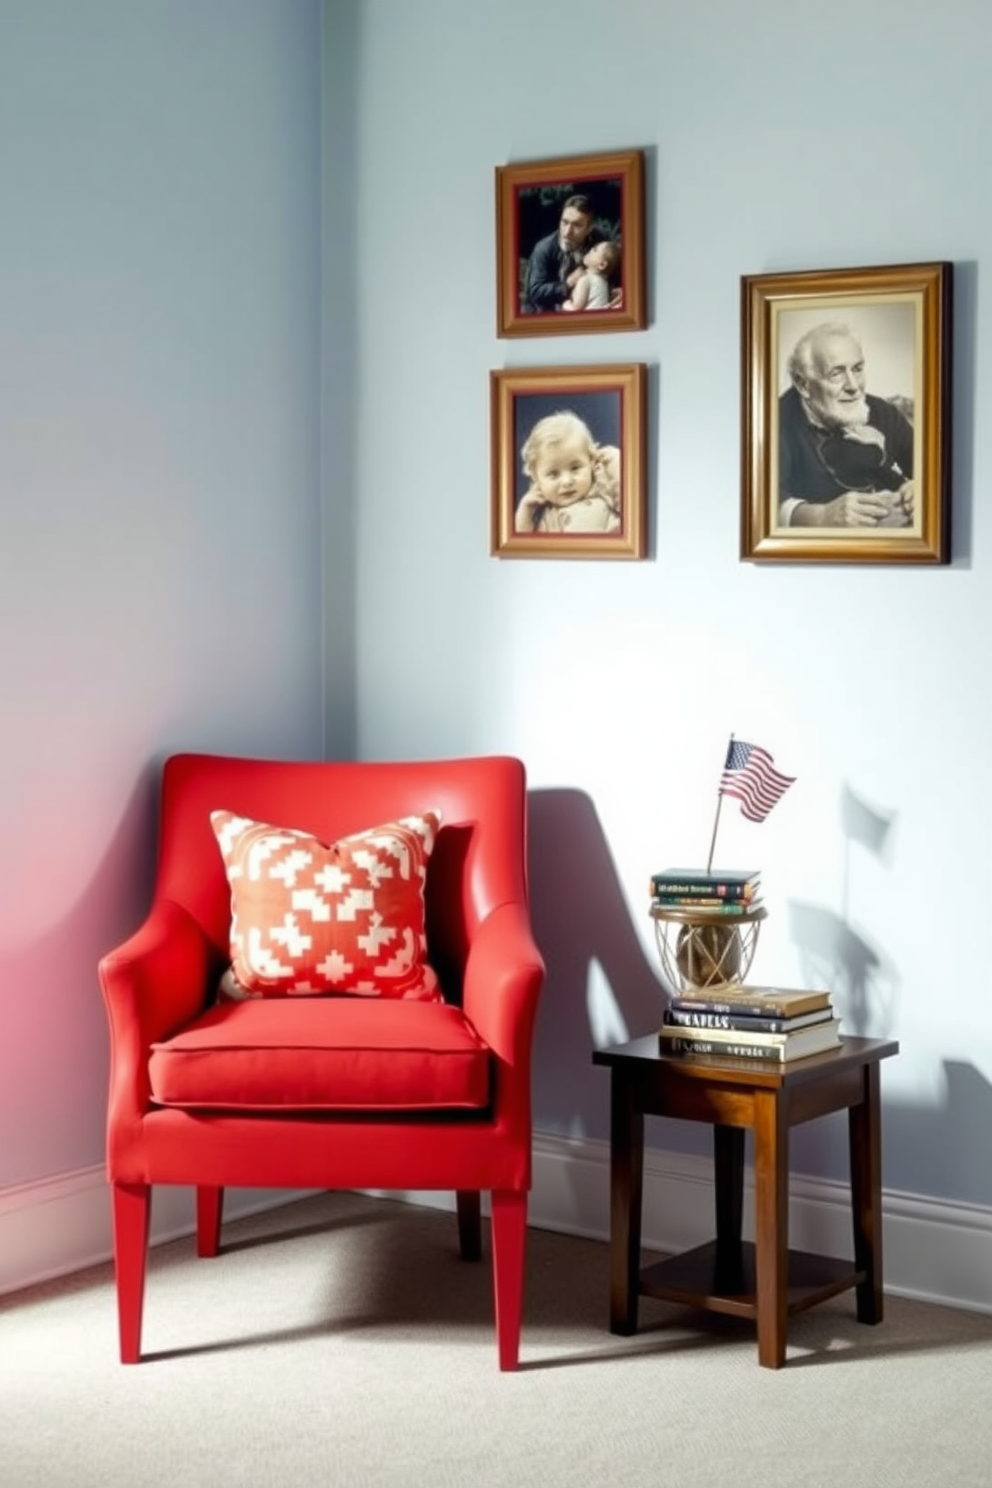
[2,1190,990,1487]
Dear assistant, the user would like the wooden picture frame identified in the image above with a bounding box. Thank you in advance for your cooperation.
[495,149,646,338]
[741,261,952,564]
[490,363,647,559]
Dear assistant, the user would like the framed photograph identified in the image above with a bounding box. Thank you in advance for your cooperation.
[495,149,646,338]
[741,261,952,564]
[490,363,647,559]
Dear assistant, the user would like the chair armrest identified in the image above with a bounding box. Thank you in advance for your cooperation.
[462,900,545,1072]
[99,898,214,1137]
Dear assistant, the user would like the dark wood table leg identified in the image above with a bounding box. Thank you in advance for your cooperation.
[609,1072,644,1336]
[753,1088,789,1368]
[849,1060,883,1324]
[713,1123,745,1291]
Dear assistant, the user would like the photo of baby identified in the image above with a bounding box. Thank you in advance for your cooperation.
[514,410,621,534]
[563,241,621,313]
[490,363,646,560]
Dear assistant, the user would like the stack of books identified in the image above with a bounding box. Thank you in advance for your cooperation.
[650,867,763,917]
[659,983,842,1064]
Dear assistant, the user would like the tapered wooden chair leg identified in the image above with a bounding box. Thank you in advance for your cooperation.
[490,1189,527,1371]
[112,1181,151,1364]
[196,1186,223,1257]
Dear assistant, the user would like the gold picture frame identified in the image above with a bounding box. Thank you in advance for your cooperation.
[741,261,952,564]
[495,149,646,338]
[490,363,647,560]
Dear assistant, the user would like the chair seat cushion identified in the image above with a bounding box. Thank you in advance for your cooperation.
[148,998,491,1112]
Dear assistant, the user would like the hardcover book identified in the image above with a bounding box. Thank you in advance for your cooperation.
[670,985,832,1019]
[660,1018,842,1063]
[663,1005,834,1034]
[649,870,760,899]
[651,895,763,913]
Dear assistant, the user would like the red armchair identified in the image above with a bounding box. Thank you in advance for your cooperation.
[99,753,545,1369]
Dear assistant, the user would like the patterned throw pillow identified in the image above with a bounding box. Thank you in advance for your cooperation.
[210,809,442,1000]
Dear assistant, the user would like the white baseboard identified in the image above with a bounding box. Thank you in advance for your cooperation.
[527,1132,992,1317]
[3,1135,991,1318]
[0,1167,315,1297]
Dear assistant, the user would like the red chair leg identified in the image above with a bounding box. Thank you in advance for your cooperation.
[112,1181,151,1364]
[490,1189,527,1371]
[196,1185,223,1257]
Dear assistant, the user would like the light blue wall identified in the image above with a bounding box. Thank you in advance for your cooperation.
[2,0,989,1221]
[0,0,323,1186]
[321,0,359,758]
[338,0,992,1204]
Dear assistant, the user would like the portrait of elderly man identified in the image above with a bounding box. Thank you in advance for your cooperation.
[778,320,916,530]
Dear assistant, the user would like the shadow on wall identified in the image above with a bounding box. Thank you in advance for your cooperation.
[787,900,890,1036]
[527,784,992,1208]
[786,785,992,1206]
[886,1060,992,1206]
[788,1049,992,1209]
[787,782,900,1037]
[526,788,664,1143]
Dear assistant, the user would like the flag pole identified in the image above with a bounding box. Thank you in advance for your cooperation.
[706,733,732,872]
[705,797,724,873]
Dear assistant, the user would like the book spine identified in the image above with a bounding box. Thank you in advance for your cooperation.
[671,996,828,1018]
[650,880,755,899]
[651,896,756,912]
[664,1009,808,1034]
[663,1035,786,1062]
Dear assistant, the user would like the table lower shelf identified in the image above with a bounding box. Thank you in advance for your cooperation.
[640,1241,863,1322]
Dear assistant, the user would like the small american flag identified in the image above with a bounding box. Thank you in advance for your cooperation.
[720,738,795,823]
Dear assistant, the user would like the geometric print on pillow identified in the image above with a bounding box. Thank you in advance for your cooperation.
[209,810,442,1001]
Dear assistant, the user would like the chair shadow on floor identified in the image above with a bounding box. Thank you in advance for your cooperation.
[137,1194,992,1369]
[6,1190,991,1371]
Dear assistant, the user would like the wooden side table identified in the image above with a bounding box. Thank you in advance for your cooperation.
[592,1034,899,1368]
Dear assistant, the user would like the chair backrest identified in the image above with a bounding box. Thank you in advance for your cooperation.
[154,753,530,1001]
